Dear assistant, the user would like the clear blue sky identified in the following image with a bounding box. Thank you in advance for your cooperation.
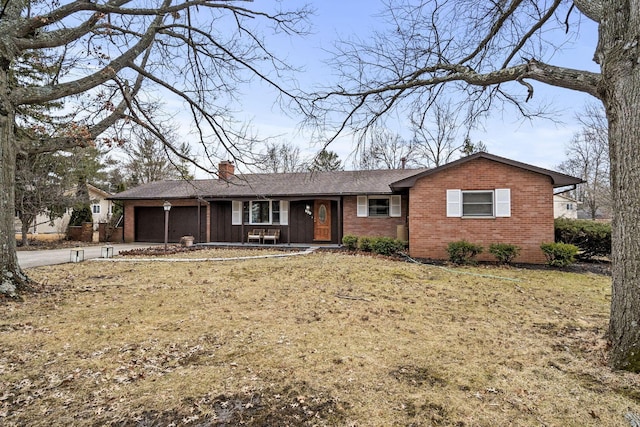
[196,0,602,173]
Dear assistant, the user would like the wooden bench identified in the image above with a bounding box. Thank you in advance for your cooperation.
[262,229,280,244]
[247,229,265,244]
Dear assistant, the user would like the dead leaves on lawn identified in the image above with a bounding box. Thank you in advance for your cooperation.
[1,251,639,426]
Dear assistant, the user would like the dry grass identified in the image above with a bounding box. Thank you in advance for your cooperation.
[1,251,638,426]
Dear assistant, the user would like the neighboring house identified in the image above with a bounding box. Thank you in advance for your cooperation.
[553,194,579,219]
[112,153,582,264]
[14,184,114,234]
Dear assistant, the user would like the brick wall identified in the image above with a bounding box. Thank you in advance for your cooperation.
[408,158,554,264]
[342,195,408,239]
[123,199,210,243]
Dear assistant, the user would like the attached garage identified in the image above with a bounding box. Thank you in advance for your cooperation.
[134,206,207,243]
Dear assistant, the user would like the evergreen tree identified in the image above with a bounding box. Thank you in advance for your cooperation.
[309,149,343,171]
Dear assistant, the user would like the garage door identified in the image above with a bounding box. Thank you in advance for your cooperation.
[135,206,206,243]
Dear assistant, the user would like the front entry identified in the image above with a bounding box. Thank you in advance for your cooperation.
[313,200,331,241]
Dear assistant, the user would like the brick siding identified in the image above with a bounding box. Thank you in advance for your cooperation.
[407,158,553,264]
[342,196,408,239]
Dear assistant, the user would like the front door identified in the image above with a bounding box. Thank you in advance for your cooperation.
[313,200,331,241]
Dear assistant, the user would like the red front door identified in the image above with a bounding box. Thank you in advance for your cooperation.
[313,200,331,241]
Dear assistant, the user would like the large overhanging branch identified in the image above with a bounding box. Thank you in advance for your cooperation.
[18,47,149,155]
[17,0,301,50]
[320,60,601,102]
[313,59,602,145]
[11,2,168,106]
[572,0,603,23]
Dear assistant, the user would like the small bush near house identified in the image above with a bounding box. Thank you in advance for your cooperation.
[342,235,358,251]
[447,240,483,265]
[540,242,579,267]
[358,236,374,252]
[68,204,93,226]
[554,218,611,260]
[370,237,406,256]
[489,243,521,265]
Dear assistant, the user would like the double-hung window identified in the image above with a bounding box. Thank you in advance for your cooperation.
[462,191,494,217]
[446,189,511,218]
[357,195,401,218]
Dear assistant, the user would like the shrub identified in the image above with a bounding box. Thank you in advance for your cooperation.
[554,218,611,259]
[342,235,358,251]
[68,205,93,226]
[358,236,373,252]
[540,242,579,267]
[447,240,483,265]
[489,243,521,265]
[370,237,405,256]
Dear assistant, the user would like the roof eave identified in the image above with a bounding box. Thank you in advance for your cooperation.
[390,152,584,189]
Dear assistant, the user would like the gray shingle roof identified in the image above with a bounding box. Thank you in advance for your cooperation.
[112,153,583,201]
[391,152,584,189]
[112,168,428,200]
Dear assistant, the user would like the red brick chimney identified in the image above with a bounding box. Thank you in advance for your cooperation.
[218,160,235,181]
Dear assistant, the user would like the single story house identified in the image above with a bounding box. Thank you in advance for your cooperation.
[112,152,582,264]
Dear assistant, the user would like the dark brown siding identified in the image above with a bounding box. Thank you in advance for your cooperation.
[289,201,314,243]
[210,201,241,242]
[135,206,206,243]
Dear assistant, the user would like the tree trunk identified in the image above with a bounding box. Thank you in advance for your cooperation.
[602,2,640,370]
[607,92,640,370]
[20,215,31,247]
[0,109,31,297]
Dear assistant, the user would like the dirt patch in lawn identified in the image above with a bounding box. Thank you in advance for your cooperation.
[1,251,637,426]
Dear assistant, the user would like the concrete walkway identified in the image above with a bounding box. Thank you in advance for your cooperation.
[17,243,159,269]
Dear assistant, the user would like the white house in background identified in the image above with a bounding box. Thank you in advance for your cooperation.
[14,184,114,234]
[553,193,579,219]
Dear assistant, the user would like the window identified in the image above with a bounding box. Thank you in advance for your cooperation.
[357,195,401,218]
[368,198,390,217]
[250,201,270,224]
[272,201,280,223]
[92,204,101,214]
[232,200,288,225]
[566,203,573,210]
[462,191,493,217]
[447,189,511,218]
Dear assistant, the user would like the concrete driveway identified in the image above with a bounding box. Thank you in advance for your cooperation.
[17,243,158,269]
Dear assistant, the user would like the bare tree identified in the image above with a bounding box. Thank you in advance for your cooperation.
[257,141,303,173]
[309,0,640,371]
[558,103,610,219]
[356,127,417,169]
[0,1,310,295]
[410,101,463,167]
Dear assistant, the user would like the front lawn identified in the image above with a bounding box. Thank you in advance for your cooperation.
[1,251,636,426]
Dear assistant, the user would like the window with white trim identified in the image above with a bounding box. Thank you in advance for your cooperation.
[357,195,401,218]
[463,191,493,216]
[446,189,511,218]
[92,204,101,214]
[231,200,288,225]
